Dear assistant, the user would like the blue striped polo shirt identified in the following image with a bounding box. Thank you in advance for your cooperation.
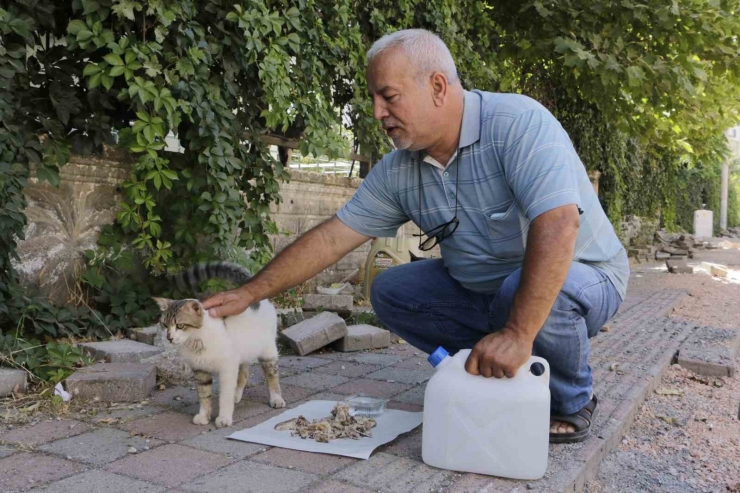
[337,90,629,299]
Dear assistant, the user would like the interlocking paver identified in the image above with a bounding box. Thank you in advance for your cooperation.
[179,460,318,493]
[281,373,349,391]
[120,412,207,442]
[446,473,524,493]
[342,353,403,367]
[40,427,163,465]
[307,479,374,493]
[0,419,90,447]
[78,340,163,363]
[312,361,381,378]
[88,404,164,424]
[34,470,166,493]
[66,363,156,402]
[381,428,423,461]
[104,444,233,488]
[392,386,426,406]
[331,379,411,398]
[182,426,265,459]
[393,357,431,369]
[281,312,348,356]
[0,452,85,491]
[278,356,333,371]
[151,386,200,410]
[333,452,454,493]
[366,367,432,385]
[251,447,355,475]
[241,384,315,404]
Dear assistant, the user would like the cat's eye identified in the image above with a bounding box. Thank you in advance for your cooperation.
[176,324,185,330]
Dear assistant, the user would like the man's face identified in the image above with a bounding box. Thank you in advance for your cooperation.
[367,48,435,151]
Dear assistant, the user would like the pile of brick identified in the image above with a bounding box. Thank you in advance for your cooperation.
[279,294,392,356]
[654,230,719,274]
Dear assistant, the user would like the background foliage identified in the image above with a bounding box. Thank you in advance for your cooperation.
[1,0,739,381]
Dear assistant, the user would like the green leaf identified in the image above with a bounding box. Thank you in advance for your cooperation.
[83,63,103,76]
[101,74,114,90]
[103,53,124,66]
[108,65,125,77]
[67,19,88,36]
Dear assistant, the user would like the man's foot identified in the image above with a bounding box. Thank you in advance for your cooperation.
[549,395,598,443]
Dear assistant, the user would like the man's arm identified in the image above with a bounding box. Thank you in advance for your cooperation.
[465,204,579,378]
[203,216,371,317]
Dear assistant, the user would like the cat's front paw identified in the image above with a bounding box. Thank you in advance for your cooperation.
[269,395,286,409]
[193,413,210,425]
[215,415,233,428]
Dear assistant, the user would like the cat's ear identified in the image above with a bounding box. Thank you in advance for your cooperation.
[152,297,172,311]
[187,300,203,316]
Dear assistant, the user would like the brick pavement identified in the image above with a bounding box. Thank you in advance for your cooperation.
[0,275,702,492]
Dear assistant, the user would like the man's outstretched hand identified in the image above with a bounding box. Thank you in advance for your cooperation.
[464,327,533,379]
[202,287,253,318]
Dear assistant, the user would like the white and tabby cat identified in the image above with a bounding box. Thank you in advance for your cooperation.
[154,262,286,429]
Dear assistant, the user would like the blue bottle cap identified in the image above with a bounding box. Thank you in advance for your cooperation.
[428,347,449,368]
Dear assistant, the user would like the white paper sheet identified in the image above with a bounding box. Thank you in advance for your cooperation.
[227,400,423,460]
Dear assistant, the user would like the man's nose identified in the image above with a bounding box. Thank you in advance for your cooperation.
[372,97,388,120]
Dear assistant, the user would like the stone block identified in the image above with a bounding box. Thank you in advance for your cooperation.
[281,312,348,355]
[661,246,688,255]
[333,325,391,352]
[180,460,317,493]
[79,339,163,363]
[277,308,305,330]
[302,294,353,314]
[66,362,156,402]
[0,368,26,397]
[668,264,693,274]
[654,252,670,260]
[677,325,739,377]
[133,325,159,345]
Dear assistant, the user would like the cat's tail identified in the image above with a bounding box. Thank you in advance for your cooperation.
[171,261,252,293]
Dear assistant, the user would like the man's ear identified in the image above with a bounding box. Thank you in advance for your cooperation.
[430,71,449,107]
[152,297,172,311]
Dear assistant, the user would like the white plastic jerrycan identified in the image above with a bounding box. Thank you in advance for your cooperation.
[421,347,551,480]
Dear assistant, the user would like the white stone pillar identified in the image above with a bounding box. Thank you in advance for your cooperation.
[720,161,729,231]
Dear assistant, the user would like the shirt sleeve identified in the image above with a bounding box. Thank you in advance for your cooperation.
[501,109,583,221]
[336,157,408,237]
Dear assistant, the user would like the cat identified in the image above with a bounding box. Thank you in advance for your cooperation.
[154,261,286,429]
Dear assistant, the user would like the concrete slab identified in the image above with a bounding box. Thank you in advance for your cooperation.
[40,427,163,465]
[179,460,318,493]
[0,368,26,397]
[34,470,166,493]
[333,325,391,352]
[281,312,348,355]
[676,324,739,377]
[66,363,156,402]
[0,452,85,491]
[79,340,163,363]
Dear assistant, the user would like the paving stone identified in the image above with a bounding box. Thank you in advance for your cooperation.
[333,325,391,352]
[66,363,156,402]
[331,379,411,398]
[241,384,315,404]
[179,460,318,493]
[121,412,207,442]
[251,447,355,475]
[277,308,306,330]
[88,404,165,424]
[277,356,332,371]
[0,445,16,458]
[342,353,403,367]
[677,324,739,377]
[235,408,286,429]
[105,444,233,488]
[366,367,432,385]
[40,427,163,465]
[387,401,424,412]
[0,419,90,447]
[307,479,374,493]
[313,362,381,378]
[280,373,349,391]
[446,473,523,493]
[392,386,427,406]
[0,452,85,491]
[281,312,348,355]
[151,385,200,410]
[333,452,454,493]
[0,368,27,397]
[381,427,422,461]
[132,326,160,345]
[182,426,265,459]
[34,470,166,493]
[79,340,163,363]
[393,357,431,370]
[302,294,353,313]
[667,260,693,274]
[655,251,671,260]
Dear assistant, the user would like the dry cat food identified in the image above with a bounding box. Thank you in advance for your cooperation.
[274,403,377,443]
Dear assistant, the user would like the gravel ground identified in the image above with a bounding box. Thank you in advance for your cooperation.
[586,249,740,493]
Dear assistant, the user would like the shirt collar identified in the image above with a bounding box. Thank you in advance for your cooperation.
[421,89,481,168]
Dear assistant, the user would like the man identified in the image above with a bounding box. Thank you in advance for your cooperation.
[204,29,629,443]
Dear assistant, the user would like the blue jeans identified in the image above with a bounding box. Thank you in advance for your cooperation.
[370,259,622,415]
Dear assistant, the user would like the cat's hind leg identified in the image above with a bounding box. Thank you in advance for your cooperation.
[193,371,213,425]
[234,363,250,404]
[259,358,286,409]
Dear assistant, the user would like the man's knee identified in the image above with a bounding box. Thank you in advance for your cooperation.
[369,268,397,313]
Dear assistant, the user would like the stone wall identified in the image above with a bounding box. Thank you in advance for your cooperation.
[619,214,660,247]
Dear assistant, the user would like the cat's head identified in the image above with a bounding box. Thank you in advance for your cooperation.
[153,298,204,346]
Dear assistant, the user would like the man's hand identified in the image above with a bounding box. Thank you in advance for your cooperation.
[202,286,254,318]
[464,327,533,378]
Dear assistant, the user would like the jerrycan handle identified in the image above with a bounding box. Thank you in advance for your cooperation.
[522,356,550,386]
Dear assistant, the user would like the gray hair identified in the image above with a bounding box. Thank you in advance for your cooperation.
[366,29,459,85]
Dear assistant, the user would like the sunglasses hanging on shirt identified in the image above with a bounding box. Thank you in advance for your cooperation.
[413,154,460,251]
